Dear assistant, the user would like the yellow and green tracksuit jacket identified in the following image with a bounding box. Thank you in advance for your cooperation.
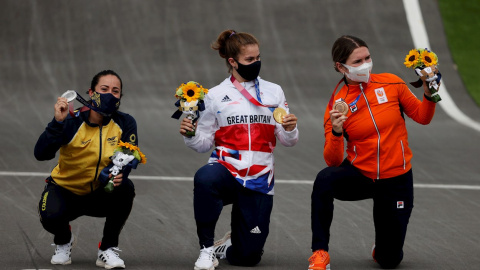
[34,110,138,195]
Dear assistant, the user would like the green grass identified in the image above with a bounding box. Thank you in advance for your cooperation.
[438,0,480,106]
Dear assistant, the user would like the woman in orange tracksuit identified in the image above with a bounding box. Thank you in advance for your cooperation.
[308,35,437,270]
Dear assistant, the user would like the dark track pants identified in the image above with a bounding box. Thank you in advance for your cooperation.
[194,163,273,266]
[38,179,135,250]
[311,160,413,269]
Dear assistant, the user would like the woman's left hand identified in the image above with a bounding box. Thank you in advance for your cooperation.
[282,113,297,131]
[109,173,124,186]
[423,78,441,97]
[422,80,431,97]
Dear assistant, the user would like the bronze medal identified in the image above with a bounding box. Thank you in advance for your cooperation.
[333,100,348,115]
[273,107,287,123]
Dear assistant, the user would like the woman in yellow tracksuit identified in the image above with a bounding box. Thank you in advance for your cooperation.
[35,70,138,269]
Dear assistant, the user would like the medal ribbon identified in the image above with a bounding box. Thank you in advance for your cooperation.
[328,78,345,110]
[66,91,110,117]
[328,78,362,110]
[230,76,275,112]
[67,101,78,117]
[349,94,361,107]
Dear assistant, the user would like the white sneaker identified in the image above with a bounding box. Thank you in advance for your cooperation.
[214,231,232,259]
[96,247,125,269]
[194,246,219,270]
[51,234,76,265]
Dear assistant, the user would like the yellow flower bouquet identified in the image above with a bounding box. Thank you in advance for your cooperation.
[404,48,442,103]
[171,81,209,136]
[104,140,146,193]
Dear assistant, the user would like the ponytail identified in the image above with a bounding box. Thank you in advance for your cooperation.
[211,29,259,73]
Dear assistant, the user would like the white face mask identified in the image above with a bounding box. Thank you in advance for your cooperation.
[342,61,373,83]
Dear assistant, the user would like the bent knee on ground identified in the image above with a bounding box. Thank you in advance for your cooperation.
[228,249,263,267]
[376,253,403,269]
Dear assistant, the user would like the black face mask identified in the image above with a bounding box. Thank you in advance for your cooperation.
[234,59,261,81]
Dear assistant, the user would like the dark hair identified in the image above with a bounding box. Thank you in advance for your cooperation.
[89,70,123,97]
[211,29,259,73]
[331,35,369,72]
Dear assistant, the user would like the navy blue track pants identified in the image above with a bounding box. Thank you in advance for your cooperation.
[311,160,413,269]
[194,163,273,266]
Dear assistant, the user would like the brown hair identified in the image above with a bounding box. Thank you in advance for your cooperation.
[331,35,369,72]
[211,29,259,73]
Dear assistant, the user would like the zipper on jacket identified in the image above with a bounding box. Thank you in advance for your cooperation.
[243,82,252,187]
[351,145,357,164]
[360,84,381,179]
[400,140,406,170]
[92,126,103,192]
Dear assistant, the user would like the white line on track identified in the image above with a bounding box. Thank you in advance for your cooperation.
[2,171,479,190]
[403,0,480,132]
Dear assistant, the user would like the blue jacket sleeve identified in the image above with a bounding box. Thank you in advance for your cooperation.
[118,113,139,181]
[34,118,68,161]
[120,114,138,146]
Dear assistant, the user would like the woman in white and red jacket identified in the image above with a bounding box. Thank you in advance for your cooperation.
[179,29,298,270]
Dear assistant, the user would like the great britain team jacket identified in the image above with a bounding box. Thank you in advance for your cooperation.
[324,73,436,180]
[34,109,138,195]
[184,76,299,195]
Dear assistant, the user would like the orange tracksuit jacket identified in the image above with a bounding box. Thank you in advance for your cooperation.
[323,73,436,179]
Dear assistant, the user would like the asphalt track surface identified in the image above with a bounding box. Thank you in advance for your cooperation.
[1,1,479,269]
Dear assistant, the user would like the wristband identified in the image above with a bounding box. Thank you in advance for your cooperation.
[424,93,433,102]
[332,129,342,137]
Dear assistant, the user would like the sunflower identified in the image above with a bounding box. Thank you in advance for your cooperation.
[420,50,438,67]
[115,140,147,164]
[117,140,137,152]
[404,49,420,68]
[138,151,147,164]
[183,82,201,102]
[175,81,208,103]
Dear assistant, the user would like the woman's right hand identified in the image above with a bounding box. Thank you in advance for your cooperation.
[54,97,69,122]
[179,117,196,137]
[329,109,348,134]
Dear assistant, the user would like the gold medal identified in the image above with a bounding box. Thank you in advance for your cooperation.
[333,100,348,115]
[273,107,287,123]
